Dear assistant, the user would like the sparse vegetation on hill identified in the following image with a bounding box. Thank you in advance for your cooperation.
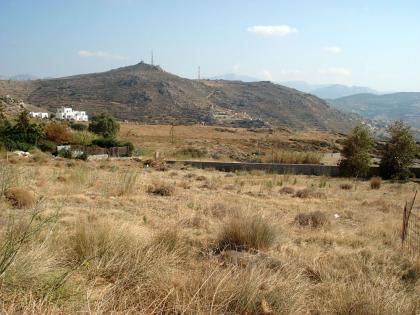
[0,63,355,132]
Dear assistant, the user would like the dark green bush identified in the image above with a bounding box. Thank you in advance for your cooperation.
[76,152,89,161]
[57,148,72,159]
[92,137,120,148]
[37,139,56,152]
[88,113,120,138]
[380,121,417,180]
[339,125,373,178]
[70,122,88,131]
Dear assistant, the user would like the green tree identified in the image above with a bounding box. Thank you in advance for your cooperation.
[88,113,120,138]
[339,125,374,177]
[0,110,45,151]
[379,121,418,180]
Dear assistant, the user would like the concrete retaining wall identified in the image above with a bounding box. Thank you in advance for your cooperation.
[166,160,420,178]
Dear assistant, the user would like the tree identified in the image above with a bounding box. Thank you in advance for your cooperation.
[339,125,374,177]
[379,121,418,180]
[88,113,120,138]
[45,122,72,145]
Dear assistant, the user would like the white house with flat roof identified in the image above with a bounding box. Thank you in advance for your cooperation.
[56,107,88,121]
[29,112,49,119]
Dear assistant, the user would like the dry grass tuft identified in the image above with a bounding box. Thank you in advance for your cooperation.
[279,186,295,195]
[370,176,382,189]
[294,211,330,228]
[294,188,326,199]
[195,175,207,181]
[147,180,175,196]
[4,188,36,209]
[217,215,277,251]
[340,183,353,190]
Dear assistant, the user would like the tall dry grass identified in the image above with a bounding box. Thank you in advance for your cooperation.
[260,150,322,164]
[0,158,419,314]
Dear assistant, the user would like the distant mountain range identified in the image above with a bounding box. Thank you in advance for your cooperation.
[0,63,355,132]
[0,74,39,81]
[328,92,420,128]
[206,75,378,99]
[280,81,377,99]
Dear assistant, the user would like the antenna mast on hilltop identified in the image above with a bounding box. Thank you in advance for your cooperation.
[151,51,154,66]
[198,66,201,80]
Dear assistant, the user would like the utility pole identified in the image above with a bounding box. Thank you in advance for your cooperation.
[151,51,154,66]
[198,66,201,80]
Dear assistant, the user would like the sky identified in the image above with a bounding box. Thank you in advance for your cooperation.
[0,0,419,91]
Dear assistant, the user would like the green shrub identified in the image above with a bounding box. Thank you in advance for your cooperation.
[37,139,56,152]
[57,148,72,159]
[92,137,120,148]
[88,113,120,138]
[69,122,88,131]
[75,152,89,161]
[379,121,417,180]
[339,125,373,178]
[71,131,97,146]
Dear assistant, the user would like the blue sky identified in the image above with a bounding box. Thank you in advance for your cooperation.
[1,0,419,91]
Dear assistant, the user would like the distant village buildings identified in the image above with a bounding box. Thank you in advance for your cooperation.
[29,112,49,119]
[56,107,88,121]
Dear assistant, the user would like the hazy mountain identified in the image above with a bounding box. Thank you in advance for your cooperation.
[329,92,420,128]
[206,73,261,82]
[281,81,377,99]
[280,81,328,93]
[0,62,355,132]
[313,85,377,99]
[0,74,38,81]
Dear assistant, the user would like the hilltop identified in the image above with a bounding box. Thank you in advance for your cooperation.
[0,63,355,132]
[281,81,377,99]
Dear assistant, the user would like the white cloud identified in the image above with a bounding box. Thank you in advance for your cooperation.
[77,50,128,61]
[319,67,351,76]
[323,46,343,54]
[246,25,298,36]
[262,69,273,80]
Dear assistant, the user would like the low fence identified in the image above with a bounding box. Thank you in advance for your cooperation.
[166,160,420,178]
[402,192,419,257]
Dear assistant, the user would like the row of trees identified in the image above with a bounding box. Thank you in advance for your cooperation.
[0,109,133,157]
[340,121,418,180]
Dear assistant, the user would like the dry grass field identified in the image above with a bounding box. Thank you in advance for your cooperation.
[0,154,419,314]
[119,123,344,164]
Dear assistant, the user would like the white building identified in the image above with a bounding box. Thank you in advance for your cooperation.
[29,112,49,119]
[56,107,88,122]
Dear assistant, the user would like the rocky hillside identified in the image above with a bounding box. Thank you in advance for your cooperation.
[0,95,47,118]
[329,92,420,128]
[0,63,355,132]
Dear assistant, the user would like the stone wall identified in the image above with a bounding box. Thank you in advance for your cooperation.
[166,160,420,178]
